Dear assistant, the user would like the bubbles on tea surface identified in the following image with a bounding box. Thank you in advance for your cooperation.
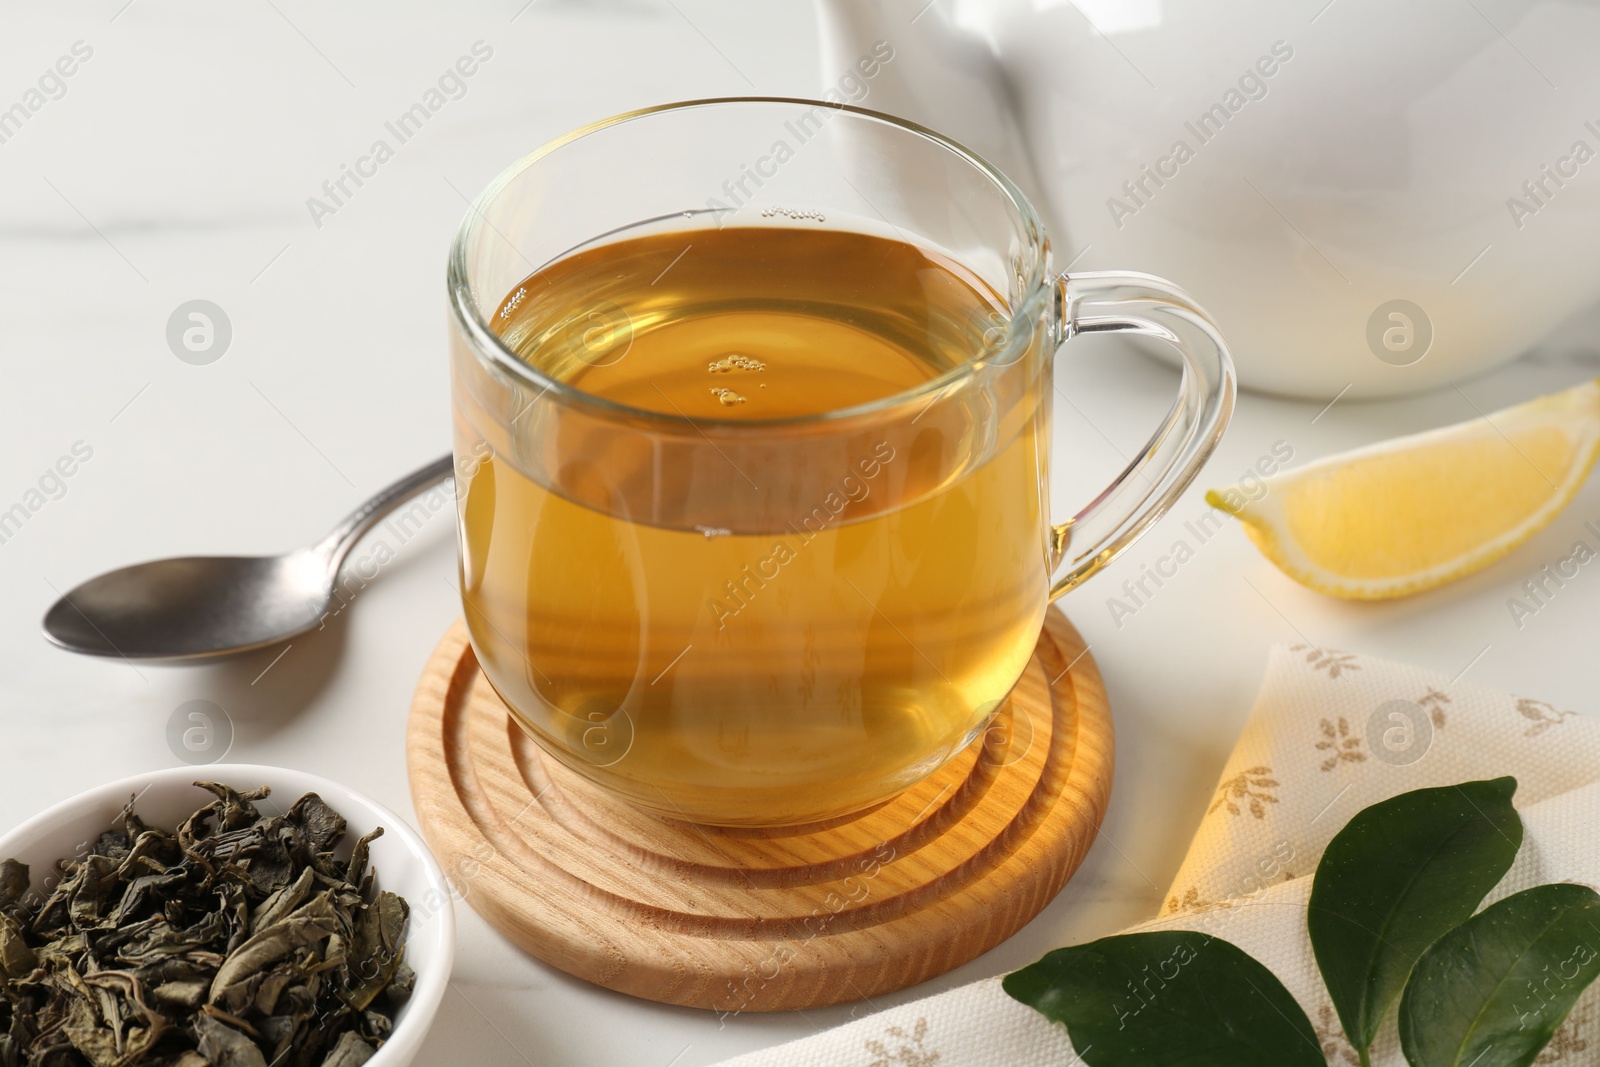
[708,355,762,406]
[695,525,731,539]
[760,206,825,223]
[709,354,766,373]
[499,286,527,320]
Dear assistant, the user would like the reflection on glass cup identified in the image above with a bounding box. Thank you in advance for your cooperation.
[448,99,1233,826]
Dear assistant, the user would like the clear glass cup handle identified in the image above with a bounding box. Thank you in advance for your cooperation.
[1048,270,1237,599]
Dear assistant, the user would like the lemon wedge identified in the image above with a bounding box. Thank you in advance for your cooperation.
[1207,378,1600,599]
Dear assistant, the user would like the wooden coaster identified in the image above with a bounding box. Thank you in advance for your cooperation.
[405,608,1113,1012]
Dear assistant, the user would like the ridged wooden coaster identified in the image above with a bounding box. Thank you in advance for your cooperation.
[405,608,1113,1012]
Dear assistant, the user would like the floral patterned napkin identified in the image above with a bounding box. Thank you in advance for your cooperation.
[714,644,1600,1066]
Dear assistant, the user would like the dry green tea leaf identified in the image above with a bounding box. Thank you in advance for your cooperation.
[195,1013,269,1067]
[322,1030,377,1067]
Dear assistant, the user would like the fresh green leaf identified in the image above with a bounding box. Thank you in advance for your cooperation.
[1002,930,1324,1066]
[1309,777,1522,1062]
[1399,883,1600,1067]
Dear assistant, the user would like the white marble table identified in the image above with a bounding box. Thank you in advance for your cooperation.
[3,3,1597,1064]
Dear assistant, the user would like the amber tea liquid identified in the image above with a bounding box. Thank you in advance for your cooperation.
[454,224,1051,825]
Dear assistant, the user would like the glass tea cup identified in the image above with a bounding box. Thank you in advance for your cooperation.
[448,99,1234,827]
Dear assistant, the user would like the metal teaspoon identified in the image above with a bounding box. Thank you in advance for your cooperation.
[41,454,454,660]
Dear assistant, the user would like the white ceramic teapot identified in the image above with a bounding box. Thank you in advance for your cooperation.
[818,0,1600,399]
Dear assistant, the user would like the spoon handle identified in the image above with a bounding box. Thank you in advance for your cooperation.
[315,454,455,566]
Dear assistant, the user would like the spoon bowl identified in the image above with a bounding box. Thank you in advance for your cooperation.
[44,553,333,659]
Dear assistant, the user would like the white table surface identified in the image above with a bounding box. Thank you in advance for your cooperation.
[4,4,1598,1064]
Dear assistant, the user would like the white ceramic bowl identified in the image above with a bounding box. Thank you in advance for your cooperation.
[0,764,453,1067]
